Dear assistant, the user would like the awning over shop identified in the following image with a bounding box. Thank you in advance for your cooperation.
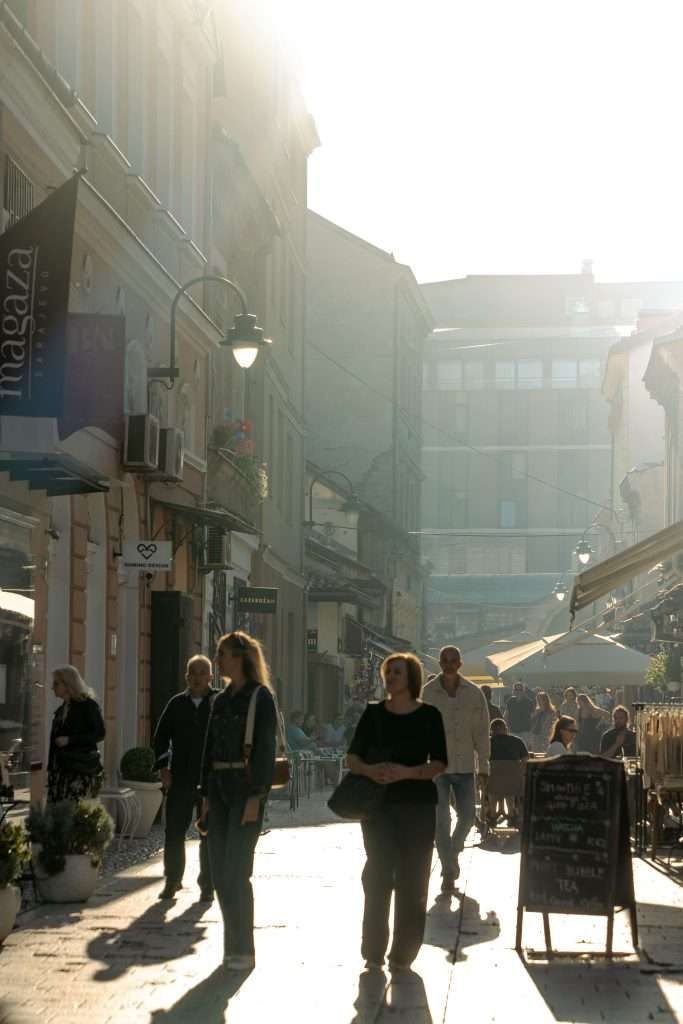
[486,629,651,687]
[0,452,108,495]
[0,589,33,620]
[569,520,683,617]
[152,499,260,535]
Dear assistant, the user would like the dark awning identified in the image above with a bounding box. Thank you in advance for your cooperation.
[0,453,108,495]
[152,499,259,535]
[570,520,683,617]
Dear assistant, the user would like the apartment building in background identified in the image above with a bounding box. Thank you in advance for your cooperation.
[420,267,683,653]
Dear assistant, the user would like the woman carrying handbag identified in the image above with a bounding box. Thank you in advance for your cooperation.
[346,652,447,972]
[199,631,277,971]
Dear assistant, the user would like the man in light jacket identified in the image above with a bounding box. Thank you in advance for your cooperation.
[423,645,490,893]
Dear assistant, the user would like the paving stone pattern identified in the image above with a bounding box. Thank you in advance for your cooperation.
[0,796,682,1022]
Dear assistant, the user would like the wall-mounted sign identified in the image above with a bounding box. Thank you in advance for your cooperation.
[122,541,172,571]
[306,629,318,653]
[0,175,79,416]
[58,314,125,440]
[235,586,278,614]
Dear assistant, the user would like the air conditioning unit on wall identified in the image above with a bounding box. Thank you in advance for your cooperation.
[123,414,160,470]
[202,526,231,570]
[149,428,184,482]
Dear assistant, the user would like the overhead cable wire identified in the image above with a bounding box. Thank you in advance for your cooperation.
[307,340,614,514]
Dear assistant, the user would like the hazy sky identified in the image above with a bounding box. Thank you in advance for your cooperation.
[276,0,683,285]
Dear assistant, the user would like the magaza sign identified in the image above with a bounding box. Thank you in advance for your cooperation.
[0,175,79,416]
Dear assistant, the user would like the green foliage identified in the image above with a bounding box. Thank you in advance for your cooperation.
[0,821,30,887]
[120,746,158,783]
[27,799,113,877]
[645,650,669,689]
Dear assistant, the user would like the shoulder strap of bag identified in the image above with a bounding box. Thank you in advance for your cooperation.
[243,686,287,762]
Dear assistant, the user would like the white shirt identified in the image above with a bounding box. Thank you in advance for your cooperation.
[422,673,490,775]
[546,740,573,756]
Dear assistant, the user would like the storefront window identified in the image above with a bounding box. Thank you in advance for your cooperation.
[0,511,34,794]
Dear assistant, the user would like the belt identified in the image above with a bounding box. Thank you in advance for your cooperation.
[212,761,246,770]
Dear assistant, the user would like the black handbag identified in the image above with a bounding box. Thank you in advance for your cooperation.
[327,704,387,821]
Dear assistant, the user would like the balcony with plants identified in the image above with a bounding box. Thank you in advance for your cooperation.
[208,418,268,528]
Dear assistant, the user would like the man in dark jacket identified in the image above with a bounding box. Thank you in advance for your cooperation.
[153,654,218,901]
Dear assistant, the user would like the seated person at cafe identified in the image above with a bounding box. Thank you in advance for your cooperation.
[599,705,637,759]
[322,714,346,748]
[286,711,317,752]
[486,719,528,827]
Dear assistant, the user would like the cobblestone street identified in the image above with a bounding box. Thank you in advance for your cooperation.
[1,797,683,1023]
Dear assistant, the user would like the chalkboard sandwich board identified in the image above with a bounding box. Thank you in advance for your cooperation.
[515,755,638,957]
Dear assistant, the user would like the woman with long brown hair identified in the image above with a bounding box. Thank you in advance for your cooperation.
[346,652,447,973]
[529,691,557,753]
[199,631,277,971]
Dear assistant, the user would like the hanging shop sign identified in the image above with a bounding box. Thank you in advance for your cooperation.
[58,314,125,440]
[0,175,80,416]
[235,586,278,614]
[122,541,173,571]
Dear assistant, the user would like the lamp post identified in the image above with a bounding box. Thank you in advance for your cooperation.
[305,470,362,528]
[148,275,271,384]
[574,521,617,567]
[553,580,568,602]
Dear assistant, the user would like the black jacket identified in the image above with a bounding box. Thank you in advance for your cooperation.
[49,697,105,773]
[153,689,218,786]
[200,681,276,797]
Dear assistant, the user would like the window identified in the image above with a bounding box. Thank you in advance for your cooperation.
[495,361,515,390]
[55,0,81,90]
[552,359,577,389]
[3,156,33,228]
[517,358,543,389]
[277,409,285,511]
[579,358,601,388]
[127,7,145,172]
[500,500,517,528]
[437,359,462,389]
[464,361,484,390]
[285,434,293,525]
[155,54,172,204]
[94,1,115,136]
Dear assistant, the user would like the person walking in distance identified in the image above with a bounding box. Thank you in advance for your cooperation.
[423,646,490,893]
[199,632,277,971]
[153,654,218,901]
[347,653,447,972]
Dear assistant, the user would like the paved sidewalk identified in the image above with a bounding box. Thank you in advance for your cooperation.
[1,799,683,1022]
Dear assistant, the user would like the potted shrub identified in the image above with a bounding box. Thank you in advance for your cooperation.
[120,747,163,838]
[0,820,29,941]
[27,799,113,903]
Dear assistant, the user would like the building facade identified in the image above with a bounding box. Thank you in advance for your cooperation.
[305,212,433,653]
[420,269,683,651]
[0,0,315,793]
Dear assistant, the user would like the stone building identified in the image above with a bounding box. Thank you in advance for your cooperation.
[305,212,433,652]
[0,0,315,793]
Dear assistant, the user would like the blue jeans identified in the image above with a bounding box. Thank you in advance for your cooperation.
[435,773,476,877]
[207,772,265,957]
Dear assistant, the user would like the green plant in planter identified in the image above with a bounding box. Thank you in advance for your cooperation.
[0,820,30,887]
[27,799,113,877]
[120,747,158,783]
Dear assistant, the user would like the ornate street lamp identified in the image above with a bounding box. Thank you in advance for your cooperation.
[553,580,568,602]
[575,540,594,566]
[305,470,363,528]
[149,275,271,384]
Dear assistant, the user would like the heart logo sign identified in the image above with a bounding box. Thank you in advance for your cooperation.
[136,543,158,561]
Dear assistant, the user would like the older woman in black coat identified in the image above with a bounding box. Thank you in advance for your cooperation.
[48,665,105,802]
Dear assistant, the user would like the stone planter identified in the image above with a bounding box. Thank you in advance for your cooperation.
[0,884,20,942]
[120,779,163,838]
[32,848,99,903]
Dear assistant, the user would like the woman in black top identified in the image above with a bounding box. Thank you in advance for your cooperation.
[347,652,447,973]
[48,665,105,803]
[200,631,276,972]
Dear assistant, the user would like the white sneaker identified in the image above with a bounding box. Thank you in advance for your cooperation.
[223,955,255,971]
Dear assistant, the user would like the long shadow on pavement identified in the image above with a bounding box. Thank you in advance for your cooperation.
[425,890,500,961]
[148,964,249,1024]
[86,899,209,980]
[521,901,683,1023]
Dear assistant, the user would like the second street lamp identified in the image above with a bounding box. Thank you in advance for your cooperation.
[149,275,271,384]
[575,540,594,566]
[553,580,568,602]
